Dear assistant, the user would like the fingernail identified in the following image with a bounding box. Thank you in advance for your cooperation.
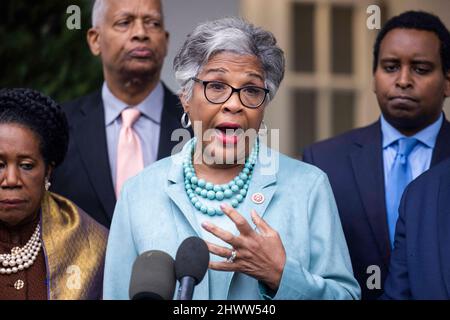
[202,222,210,228]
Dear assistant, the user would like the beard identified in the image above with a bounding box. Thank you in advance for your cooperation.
[382,108,441,135]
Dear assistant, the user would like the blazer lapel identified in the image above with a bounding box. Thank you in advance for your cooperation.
[166,147,203,237]
[241,144,278,221]
[437,169,450,298]
[349,121,391,267]
[431,118,450,166]
[72,91,116,220]
[166,177,210,300]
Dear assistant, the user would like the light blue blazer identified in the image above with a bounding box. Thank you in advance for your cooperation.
[103,142,361,300]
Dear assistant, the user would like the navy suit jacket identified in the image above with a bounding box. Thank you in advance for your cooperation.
[302,118,450,299]
[383,158,450,299]
[51,84,188,228]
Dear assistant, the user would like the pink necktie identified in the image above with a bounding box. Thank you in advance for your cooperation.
[115,107,144,198]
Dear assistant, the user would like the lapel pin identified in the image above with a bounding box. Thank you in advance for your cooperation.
[251,192,265,204]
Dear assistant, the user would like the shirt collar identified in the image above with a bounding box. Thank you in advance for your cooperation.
[381,112,443,149]
[102,81,164,126]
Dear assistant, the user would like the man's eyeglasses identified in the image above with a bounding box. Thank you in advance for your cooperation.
[191,77,269,109]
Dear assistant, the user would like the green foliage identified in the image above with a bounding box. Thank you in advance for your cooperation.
[0,0,103,103]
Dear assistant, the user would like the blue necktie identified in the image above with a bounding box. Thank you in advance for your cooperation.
[385,137,419,249]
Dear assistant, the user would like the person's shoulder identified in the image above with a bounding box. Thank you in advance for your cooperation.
[77,205,109,240]
[398,158,450,226]
[122,155,176,191]
[407,157,450,194]
[143,154,174,174]
[60,90,102,118]
[304,121,379,156]
[48,192,108,241]
[162,82,178,100]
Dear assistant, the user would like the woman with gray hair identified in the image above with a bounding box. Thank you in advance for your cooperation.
[103,17,360,300]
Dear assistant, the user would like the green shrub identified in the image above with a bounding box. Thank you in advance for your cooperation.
[0,0,103,103]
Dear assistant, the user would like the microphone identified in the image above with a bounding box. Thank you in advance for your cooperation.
[175,236,209,300]
[129,250,176,300]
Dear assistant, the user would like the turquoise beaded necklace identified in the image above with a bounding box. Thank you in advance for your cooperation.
[183,139,259,216]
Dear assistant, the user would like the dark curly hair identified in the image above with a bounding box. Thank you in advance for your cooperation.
[373,11,450,74]
[0,88,69,168]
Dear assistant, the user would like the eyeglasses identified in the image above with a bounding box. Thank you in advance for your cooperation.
[191,77,269,109]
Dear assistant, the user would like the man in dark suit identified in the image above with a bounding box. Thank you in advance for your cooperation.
[383,157,450,299]
[302,11,450,299]
[52,0,189,228]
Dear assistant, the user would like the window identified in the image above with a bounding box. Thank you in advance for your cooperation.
[242,0,381,158]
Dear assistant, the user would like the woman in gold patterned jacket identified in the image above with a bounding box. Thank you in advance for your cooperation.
[0,88,107,300]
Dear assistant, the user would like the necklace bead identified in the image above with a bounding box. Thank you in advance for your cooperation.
[224,189,233,198]
[216,191,224,201]
[205,183,214,191]
[183,139,259,216]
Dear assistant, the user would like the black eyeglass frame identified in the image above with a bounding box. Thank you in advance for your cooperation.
[190,77,270,109]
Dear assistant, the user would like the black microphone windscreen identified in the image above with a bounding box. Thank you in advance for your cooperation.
[175,237,209,284]
[129,250,176,300]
